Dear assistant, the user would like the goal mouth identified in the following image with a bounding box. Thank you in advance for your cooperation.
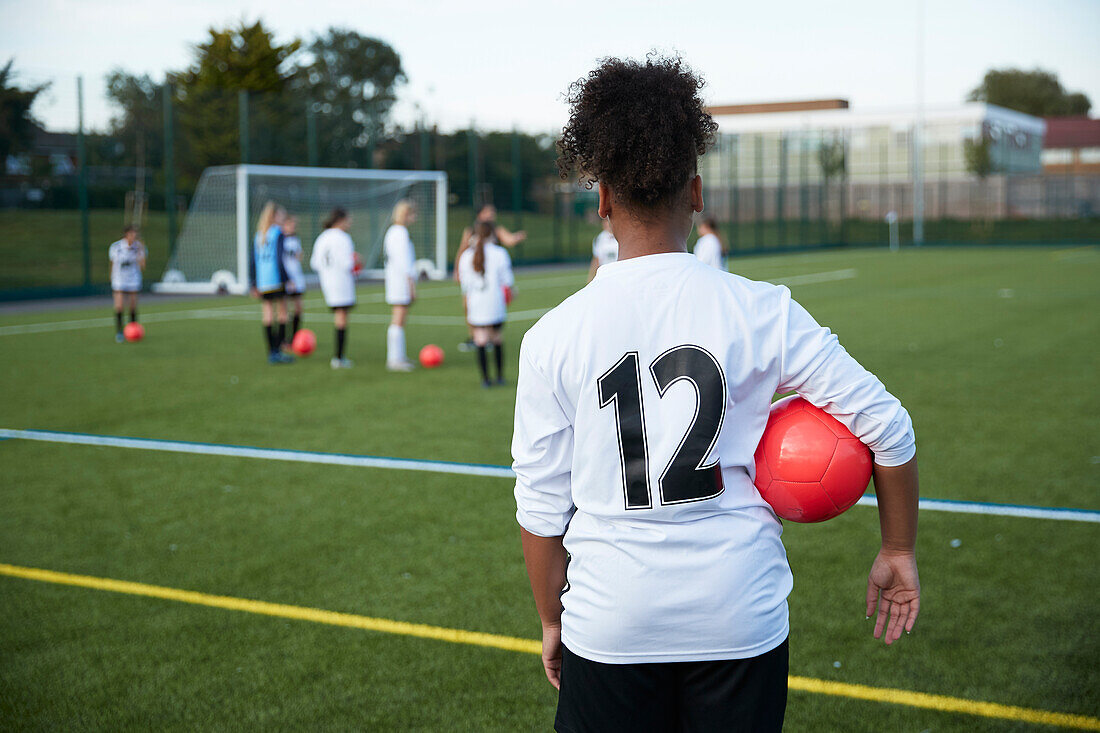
[158,164,448,293]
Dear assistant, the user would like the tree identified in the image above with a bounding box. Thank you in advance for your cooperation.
[171,21,300,179]
[0,59,48,170]
[292,28,405,167]
[104,70,164,170]
[963,135,993,179]
[968,68,1091,117]
[817,136,846,180]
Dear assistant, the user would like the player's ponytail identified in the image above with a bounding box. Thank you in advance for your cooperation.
[323,207,348,230]
[472,220,493,275]
[257,201,277,240]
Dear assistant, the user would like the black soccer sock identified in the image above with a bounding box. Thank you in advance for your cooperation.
[265,325,277,354]
[291,314,300,339]
[114,311,123,334]
[335,327,347,359]
[278,322,287,346]
[476,345,490,383]
[494,340,504,381]
[129,309,137,323]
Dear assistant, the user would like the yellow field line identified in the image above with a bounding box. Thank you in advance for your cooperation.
[2,562,1097,731]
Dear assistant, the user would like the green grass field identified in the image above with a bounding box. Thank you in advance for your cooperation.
[1,246,1098,731]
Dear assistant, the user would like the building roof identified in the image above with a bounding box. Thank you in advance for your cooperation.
[1042,117,1100,149]
[707,99,848,116]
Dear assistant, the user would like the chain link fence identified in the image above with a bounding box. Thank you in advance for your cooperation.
[2,73,1098,298]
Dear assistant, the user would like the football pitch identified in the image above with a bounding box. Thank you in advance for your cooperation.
[1,246,1097,731]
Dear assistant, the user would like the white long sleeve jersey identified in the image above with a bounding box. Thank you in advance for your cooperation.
[512,252,914,664]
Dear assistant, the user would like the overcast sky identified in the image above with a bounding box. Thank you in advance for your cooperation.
[2,0,1097,134]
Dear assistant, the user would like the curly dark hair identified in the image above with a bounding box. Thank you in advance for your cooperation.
[557,54,718,212]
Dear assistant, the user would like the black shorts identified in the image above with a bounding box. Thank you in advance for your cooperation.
[261,288,286,300]
[329,303,355,312]
[555,639,788,733]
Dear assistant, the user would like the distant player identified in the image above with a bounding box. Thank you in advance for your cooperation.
[310,207,357,369]
[455,204,526,351]
[513,56,920,733]
[282,214,306,346]
[248,202,293,364]
[694,216,725,271]
[458,220,514,387]
[108,225,146,342]
[383,200,418,371]
[586,217,618,282]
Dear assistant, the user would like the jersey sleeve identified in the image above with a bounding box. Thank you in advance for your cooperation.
[512,334,576,537]
[777,288,916,466]
[248,237,257,288]
[500,248,514,287]
[405,230,417,278]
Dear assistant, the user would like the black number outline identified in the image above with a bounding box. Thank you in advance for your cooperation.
[597,351,653,510]
[648,344,728,506]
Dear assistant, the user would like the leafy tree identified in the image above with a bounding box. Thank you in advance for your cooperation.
[292,28,405,167]
[0,59,48,169]
[818,136,846,180]
[103,70,164,170]
[170,21,300,179]
[963,135,993,179]
[968,68,1091,117]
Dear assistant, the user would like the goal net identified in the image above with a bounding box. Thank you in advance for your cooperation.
[155,164,448,294]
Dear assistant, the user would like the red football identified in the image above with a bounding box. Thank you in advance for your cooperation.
[419,344,444,368]
[123,322,144,342]
[753,396,873,523]
[291,328,316,356]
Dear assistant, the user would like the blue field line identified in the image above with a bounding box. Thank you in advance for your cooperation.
[2,427,1098,523]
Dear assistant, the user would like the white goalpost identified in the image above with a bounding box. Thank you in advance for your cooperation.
[155,164,448,294]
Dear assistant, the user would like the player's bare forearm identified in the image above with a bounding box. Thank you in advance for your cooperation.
[873,455,918,553]
[866,454,920,644]
[520,528,567,628]
[496,226,527,247]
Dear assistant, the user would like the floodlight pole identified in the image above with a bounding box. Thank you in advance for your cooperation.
[77,76,90,288]
[913,0,926,245]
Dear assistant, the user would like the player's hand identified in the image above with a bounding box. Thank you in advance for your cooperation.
[865,549,920,645]
[516,230,527,243]
[541,622,563,689]
[249,287,259,299]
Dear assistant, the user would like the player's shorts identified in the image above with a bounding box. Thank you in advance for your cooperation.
[554,639,788,733]
[261,287,286,301]
[112,286,140,294]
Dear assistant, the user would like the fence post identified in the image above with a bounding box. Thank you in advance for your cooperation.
[840,131,849,245]
[419,123,430,171]
[163,82,177,258]
[800,135,809,247]
[306,101,319,235]
[511,128,522,231]
[77,76,90,288]
[467,127,479,209]
[754,134,764,250]
[238,90,250,164]
[777,135,787,248]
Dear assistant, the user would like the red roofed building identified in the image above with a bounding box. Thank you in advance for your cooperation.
[1042,117,1100,173]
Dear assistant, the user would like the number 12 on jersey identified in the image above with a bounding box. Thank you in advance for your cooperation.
[597,345,727,510]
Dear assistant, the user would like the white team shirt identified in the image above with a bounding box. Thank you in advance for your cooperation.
[108,239,146,292]
[310,228,356,307]
[282,235,306,293]
[512,252,915,664]
[694,232,724,271]
[383,224,417,305]
[458,243,514,326]
[592,230,618,267]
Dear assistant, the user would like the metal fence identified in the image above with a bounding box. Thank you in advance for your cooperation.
[2,73,1098,299]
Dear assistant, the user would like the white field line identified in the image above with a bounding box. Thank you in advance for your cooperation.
[0,268,852,337]
[2,428,1097,523]
[0,429,514,479]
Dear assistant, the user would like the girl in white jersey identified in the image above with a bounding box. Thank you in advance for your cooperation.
[586,216,618,283]
[693,216,725,271]
[459,220,514,386]
[383,200,417,371]
[281,214,306,346]
[513,56,921,733]
[108,225,146,342]
[310,207,357,369]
